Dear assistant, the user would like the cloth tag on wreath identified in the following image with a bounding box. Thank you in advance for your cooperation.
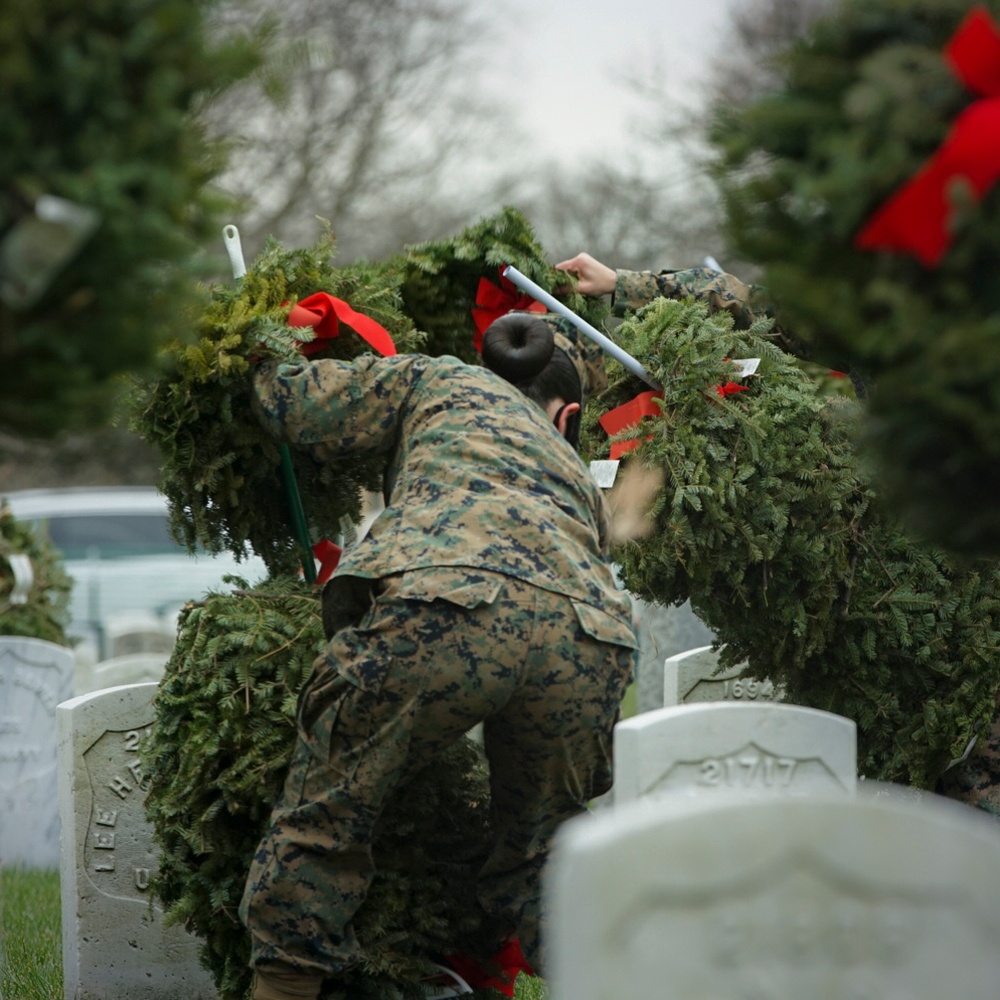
[590,459,620,489]
[731,357,760,378]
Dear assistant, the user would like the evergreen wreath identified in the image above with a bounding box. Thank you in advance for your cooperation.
[127,233,424,577]
[710,0,1000,557]
[142,576,505,1000]
[397,205,610,364]
[589,295,1000,788]
[0,501,72,645]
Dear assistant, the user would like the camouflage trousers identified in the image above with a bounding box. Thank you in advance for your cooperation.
[240,568,636,979]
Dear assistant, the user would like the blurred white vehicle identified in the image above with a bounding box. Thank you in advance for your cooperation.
[3,485,268,666]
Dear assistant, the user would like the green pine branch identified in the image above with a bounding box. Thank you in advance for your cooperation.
[593,295,1000,787]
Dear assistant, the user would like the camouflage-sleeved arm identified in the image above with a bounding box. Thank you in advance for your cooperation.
[612,269,673,316]
[596,491,613,559]
[252,354,421,453]
[612,267,810,361]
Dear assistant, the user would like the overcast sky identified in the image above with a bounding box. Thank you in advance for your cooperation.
[474,0,735,166]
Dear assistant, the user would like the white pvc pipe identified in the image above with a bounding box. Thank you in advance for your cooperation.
[223,224,247,280]
[501,265,661,390]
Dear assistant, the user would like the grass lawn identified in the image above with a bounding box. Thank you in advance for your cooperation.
[1,866,62,1000]
[0,865,550,1000]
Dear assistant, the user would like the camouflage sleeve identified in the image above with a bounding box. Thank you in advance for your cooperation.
[612,268,810,360]
[596,490,613,559]
[252,354,421,453]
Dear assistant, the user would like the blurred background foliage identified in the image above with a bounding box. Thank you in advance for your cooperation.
[1,0,831,461]
[0,0,264,436]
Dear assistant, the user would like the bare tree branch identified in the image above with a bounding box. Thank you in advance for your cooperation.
[202,0,501,260]
[513,157,723,272]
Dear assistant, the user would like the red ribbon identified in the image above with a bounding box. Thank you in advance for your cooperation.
[287,292,397,357]
[716,381,751,398]
[471,270,546,352]
[854,6,1000,266]
[311,538,342,587]
[443,939,536,997]
[283,294,388,588]
[599,390,663,460]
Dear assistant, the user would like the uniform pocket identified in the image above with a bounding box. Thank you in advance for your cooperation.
[571,599,639,650]
[320,574,377,640]
[396,568,503,609]
[297,666,375,780]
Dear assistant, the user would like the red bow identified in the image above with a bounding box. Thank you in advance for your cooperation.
[311,538,342,587]
[854,6,1000,266]
[287,292,397,357]
[599,390,664,460]
[716,381,751,398]
[471,270,546,352]
[443,939,536,997]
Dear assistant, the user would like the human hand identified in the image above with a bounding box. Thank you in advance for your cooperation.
[554,252,617,297]
[607,461,665,544]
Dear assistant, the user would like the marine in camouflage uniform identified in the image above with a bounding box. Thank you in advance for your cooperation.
[612,266,812,362]
[240,341,637,998]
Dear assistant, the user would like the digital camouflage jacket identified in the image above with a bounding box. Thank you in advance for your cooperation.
[253,354,634,624]
[613,267,811,361]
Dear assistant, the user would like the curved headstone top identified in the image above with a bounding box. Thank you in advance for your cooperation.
[612,701,857,805]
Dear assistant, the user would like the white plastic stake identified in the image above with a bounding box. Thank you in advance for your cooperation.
[501,265,661,390]
[223,224,247,280]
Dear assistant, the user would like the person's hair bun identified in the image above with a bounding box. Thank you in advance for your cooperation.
[481,312,554,382]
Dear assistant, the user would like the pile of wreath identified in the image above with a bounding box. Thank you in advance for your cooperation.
[589,293,1000,789]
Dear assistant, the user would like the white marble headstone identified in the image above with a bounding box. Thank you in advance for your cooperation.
[79,652,169,696]
[664,644,780,706]
[634,602,716,712]
[548,789,1000,1000]
[0,635,74,868]
[102,610,175,659]
[612,701,856,805]
[57,682,217,999]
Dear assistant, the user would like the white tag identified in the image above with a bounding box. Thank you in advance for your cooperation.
[731,357,760,378]
[6,554,33,605]
[590,460,620,489]
[339,514,359,549]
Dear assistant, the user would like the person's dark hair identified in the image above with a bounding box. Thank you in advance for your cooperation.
[481,312,581,410]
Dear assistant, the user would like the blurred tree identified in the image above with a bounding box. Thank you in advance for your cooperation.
[710,0,1000,557]
[202,0,503,262]
[0,0,262,438]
